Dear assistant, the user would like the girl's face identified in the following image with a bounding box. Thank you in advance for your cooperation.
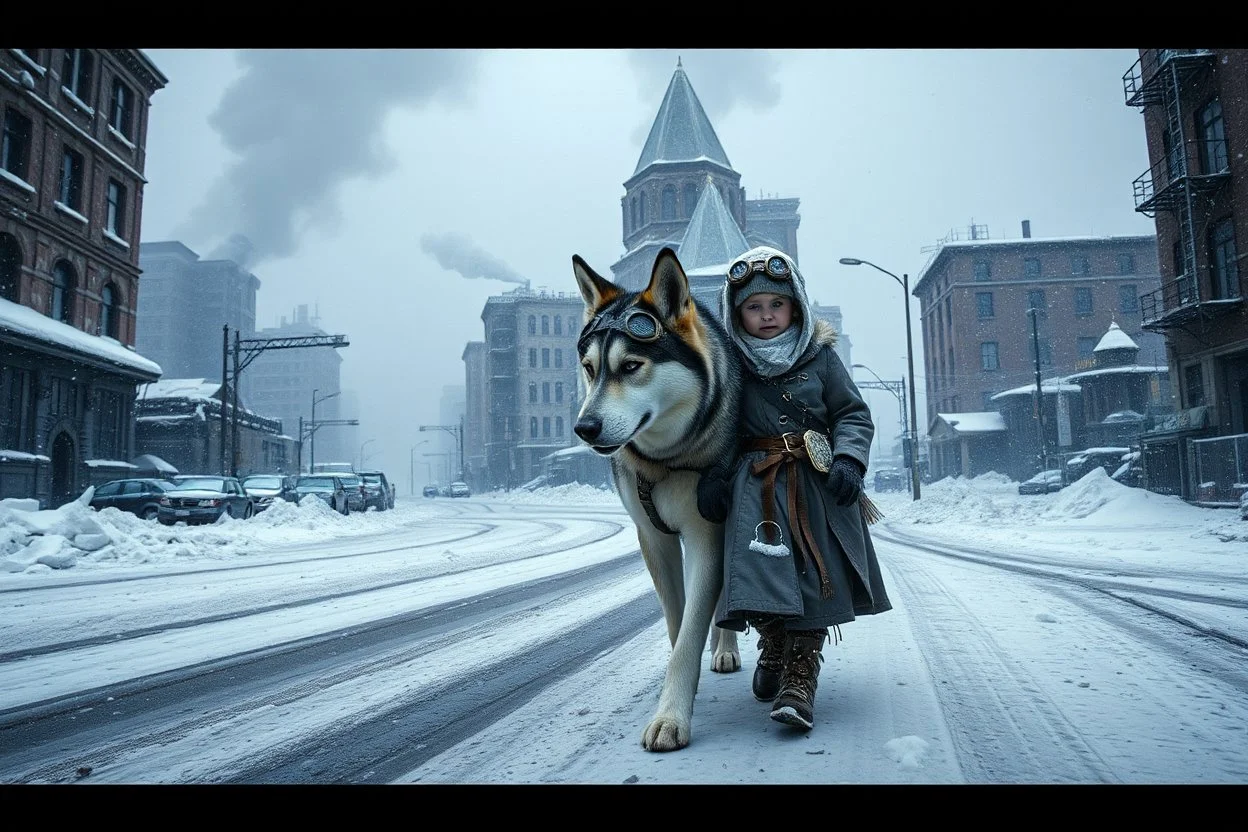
[739,293,794,340]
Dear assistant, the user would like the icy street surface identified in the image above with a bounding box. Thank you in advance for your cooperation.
[1,473,1246,784]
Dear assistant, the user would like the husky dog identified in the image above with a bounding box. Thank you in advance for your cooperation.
[572,247,743,752]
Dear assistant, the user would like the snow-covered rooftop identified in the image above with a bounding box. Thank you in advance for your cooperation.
[935,412,1007,433]
[1064,365,1168,382]
[677,177,749,273]
[991,381,1081,400]
[137,378,222,402]
[0,298,161,378]
[1094,321,1139,352]
[633,61,732,176]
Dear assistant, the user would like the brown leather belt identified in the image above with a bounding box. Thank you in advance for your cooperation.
[743,434,834,600]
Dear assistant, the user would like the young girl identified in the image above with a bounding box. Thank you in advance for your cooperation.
[701,245,893,731]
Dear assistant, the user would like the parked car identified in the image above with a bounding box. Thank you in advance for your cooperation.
[358,470,395,511]
[449,481,471,498]
[1064,447,1132,484]
[241,474,296,512]
[336,473,368,513]
[422,484,439,498]
[89,478,173,521]
[292,475,350,515]
[157,476,254,525]
[1018,469,1064,495]
[873,468,905,493]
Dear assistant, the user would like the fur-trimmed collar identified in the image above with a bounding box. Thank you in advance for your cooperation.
[811,318,838,348]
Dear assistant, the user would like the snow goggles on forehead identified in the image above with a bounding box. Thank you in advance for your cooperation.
[727,254,792,284]
[578,307,663,349]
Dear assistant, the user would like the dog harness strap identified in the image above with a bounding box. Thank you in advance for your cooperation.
[636,474,677,536]
[744,436,834,599]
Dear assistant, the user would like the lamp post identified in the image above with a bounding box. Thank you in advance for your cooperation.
[410,440,429,495]
[840,257,921,500]
[310,388,340,474]
[1026,307,1048,473]
[358,438,376,471]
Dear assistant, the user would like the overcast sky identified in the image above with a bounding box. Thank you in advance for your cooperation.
[136,49,1155,482]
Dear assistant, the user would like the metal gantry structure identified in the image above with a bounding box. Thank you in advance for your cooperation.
[419,416,465,482]
[220,325,350,477]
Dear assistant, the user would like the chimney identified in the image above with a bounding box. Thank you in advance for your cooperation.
[297,304,308,324]
[1022,220,1032,239]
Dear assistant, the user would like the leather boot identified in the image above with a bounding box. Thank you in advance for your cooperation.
[770,629,827,730]
[751,617,786,702]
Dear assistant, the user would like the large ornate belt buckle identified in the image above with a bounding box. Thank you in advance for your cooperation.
[803,430,832,474]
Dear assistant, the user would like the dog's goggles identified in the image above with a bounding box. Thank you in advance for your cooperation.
[578,307,664,350]
[727,254,792,284]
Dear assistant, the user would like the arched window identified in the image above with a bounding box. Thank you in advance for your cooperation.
[541,315,549,335]
[554,315,562,335]
[639,191,646,225]
[51,260,75,324]
[529,382,537,403]
[661,186,677,221]
[530,417,538,438]
[630,197,637,231]
[0,233,22,302]
[528,315,536,335]
[683,183,698,217]
[99,282,120,339]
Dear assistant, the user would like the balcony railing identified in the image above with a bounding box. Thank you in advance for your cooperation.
[1123,49,1215,107]
[1140,274,1197,325]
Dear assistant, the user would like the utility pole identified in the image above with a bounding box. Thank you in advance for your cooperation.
[220,324,229,476]
[419,423,464,480]
[1028,307,1048,472]
[232,329,241,477]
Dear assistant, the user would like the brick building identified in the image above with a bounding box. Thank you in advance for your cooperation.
[1,49,166,506]
[1123,49,1248,502]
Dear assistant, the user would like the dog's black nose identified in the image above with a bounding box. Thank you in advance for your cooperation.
[574,416,602,443]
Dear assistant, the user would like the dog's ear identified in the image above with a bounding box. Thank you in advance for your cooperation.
[572,255,620,310]
[642,247,691,322]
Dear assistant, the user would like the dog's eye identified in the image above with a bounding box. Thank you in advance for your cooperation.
[582,362,595,380]
[622,360,643,374]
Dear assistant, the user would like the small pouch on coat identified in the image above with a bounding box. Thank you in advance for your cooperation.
[748,520,791,557]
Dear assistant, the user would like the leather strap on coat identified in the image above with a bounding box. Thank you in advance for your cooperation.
[743,434,834,600]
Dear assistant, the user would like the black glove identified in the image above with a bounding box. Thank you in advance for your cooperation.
[697,469,732,524]
[825,455,864,507]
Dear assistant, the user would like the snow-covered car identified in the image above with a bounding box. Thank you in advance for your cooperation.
[422,484,439,498]
[358,470,394,511]
[293,475,350,515]
[1018,469,1064,495]
[241,474,295,512]
[449,481,471,498]
[89,478,172,521]
[873,468,905,493]
[158,476,255,524]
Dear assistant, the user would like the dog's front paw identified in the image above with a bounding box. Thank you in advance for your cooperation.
[641,715,691,752]
[711,648,741,673]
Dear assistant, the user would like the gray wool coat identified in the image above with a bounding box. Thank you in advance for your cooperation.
[715,320,894,632]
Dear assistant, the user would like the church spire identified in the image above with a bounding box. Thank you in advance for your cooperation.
[633,61,733,176]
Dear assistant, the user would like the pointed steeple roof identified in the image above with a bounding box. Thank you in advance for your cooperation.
[678,176,748,273]
[633,61,733,176]
[1093,320,1139,353]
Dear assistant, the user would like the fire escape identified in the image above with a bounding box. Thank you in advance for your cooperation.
[1124,49,1233,335]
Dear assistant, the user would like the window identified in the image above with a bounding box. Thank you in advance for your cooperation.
[109,79,134,139]
[639,191,646,225]
[555,381,563,403]
[661,185,677,220]
[683,182,698,217]
[1116,254,1135,275]
[1,366,33,448]
[569,316,578,335]
[51,260,74,324]
[630,197,637,231]
[528,382,537,403]
[1074,287,1093,317]
[106,180,126,237]
[980,342,999,371]
[541,315,549,335]
[99,282,119,338]
[1027,289,1047,318]
[530,417,538,438]
[2,108,32,181]
[1183,363,1207,408]
[93,480,121,498]
[1197,98,1228,174]
[1209,216,1240,300]
[528,348,536,367]
[59,146,84,211]
[1119,284,1139,314]
[976,291,994,319]
[553,315,562,335]
[556,416,564,437]
[0,233,20,302]
[554,348,562,368]
[95,389,123,457]
[542,417,551,437]
[542,348,550,368]
[1024,257,1041,278]
[61,49,94,106]
[528,315,536,335]
[1071,255,1090,276]
[1078,336,1098,359]
[542,382,550,403]
[973,260,991,281]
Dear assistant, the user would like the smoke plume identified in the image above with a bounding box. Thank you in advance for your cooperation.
[419,232,529,287]
[176,49,482,268]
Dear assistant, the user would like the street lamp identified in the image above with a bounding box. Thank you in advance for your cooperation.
[840,257,921,500]
[359,438,376,471]
[410,439,429,495]
[310,389,340,474]
[1026,307,1048,472]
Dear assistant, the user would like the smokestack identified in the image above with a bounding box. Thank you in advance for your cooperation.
[297,304,308,324]
[1022,220,1032,239]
